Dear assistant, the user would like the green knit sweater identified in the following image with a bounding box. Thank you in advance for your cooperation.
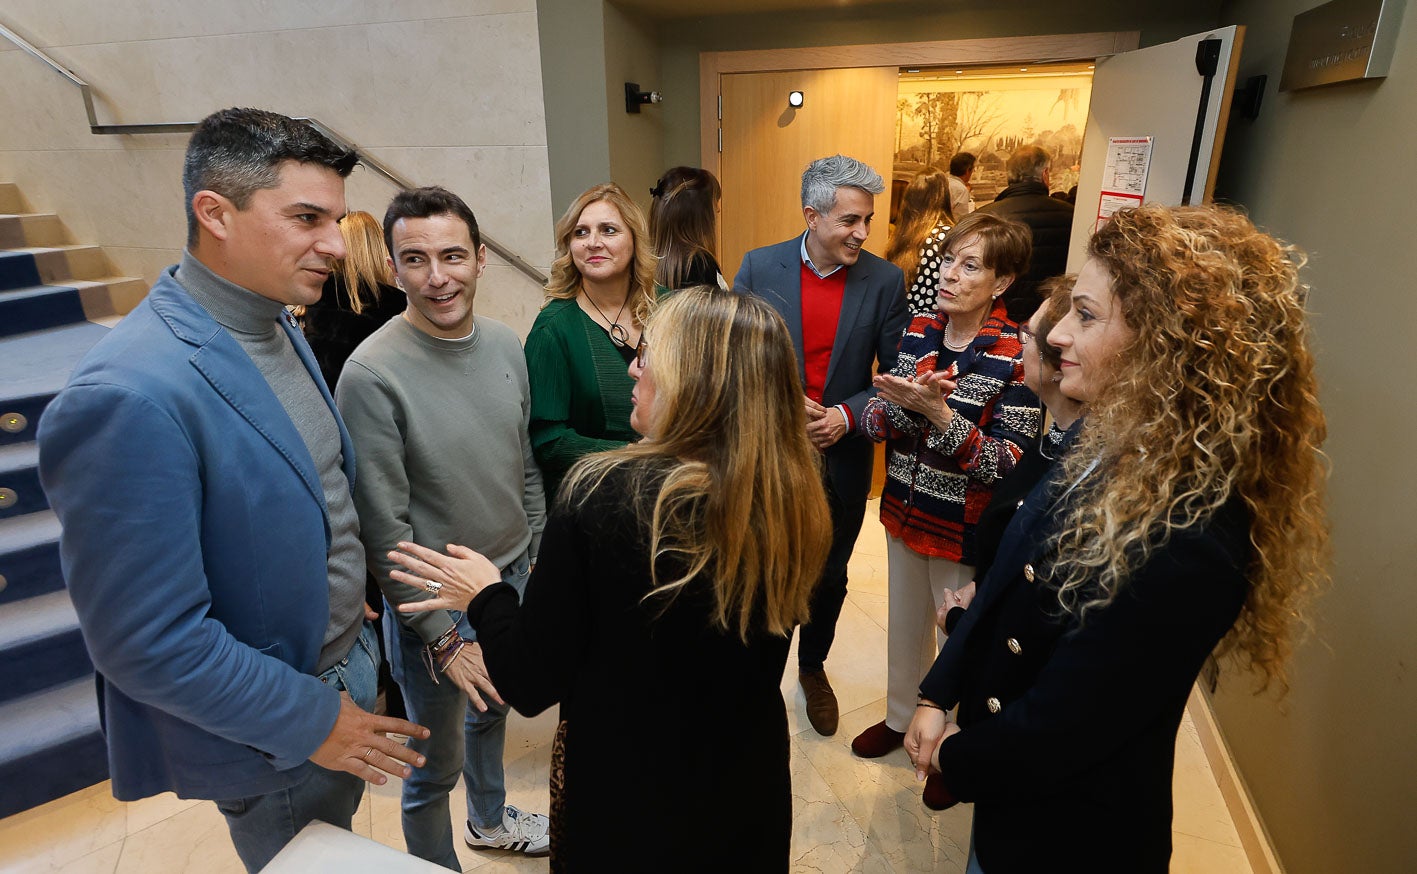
[524,298,639,500]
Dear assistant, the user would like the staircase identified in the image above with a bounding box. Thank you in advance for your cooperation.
[0,181,148,818]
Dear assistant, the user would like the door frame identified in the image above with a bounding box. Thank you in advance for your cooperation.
[699,31,1143,177]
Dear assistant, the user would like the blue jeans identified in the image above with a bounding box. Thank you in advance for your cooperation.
[386,552,530,870]
[216,620,380,873]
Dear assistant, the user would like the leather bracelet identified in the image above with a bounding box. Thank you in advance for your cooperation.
[423,625,466,683]
[916,700,946,711]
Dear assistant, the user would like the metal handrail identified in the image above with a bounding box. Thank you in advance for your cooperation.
[0,19,548,286]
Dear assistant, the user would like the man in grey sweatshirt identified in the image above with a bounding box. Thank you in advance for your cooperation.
[337,187,550,866]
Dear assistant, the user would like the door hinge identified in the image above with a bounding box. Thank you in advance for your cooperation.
[717,128,722,153]
[717,94,722,120]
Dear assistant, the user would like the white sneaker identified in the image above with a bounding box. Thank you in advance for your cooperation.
[464,805,550,856]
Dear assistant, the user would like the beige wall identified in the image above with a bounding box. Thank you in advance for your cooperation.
[537,0,610,219]
[604,2,665,219]
[0,1,554,336]
[1209,2,1417,872]
[656,0,1226,169]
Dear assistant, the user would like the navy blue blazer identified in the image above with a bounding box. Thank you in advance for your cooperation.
[732,235,908,507]
[38,267,353,801]
[920,458,1251,872]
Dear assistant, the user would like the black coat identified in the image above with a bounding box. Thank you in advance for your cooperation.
[976,180,1075,319]
[299,275,406,392]
[921,468,1250,873]
[469,463,792,871]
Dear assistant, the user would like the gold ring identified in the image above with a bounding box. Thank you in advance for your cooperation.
[364,746,376,761]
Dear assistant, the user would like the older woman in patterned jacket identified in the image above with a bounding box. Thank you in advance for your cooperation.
[850,212,1041,761]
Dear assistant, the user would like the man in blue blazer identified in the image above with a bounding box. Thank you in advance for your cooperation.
[38,108,426,872]
[733,155,909,736]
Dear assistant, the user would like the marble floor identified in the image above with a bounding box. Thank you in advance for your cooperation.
[0,503,1253,873]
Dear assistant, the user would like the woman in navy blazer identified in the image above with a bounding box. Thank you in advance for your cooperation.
[905,205,1330,873]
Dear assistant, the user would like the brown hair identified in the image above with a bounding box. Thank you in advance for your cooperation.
[938,211,1032,281]
[886,170,955,289]
[650,167,720,290]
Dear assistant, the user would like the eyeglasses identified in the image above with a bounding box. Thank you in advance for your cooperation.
[1019,326,1035,346]
[635,335,650,369]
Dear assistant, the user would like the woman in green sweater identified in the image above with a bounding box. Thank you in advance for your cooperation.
[526,183,658,499]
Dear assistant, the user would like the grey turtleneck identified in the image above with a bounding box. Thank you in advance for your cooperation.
[174,251,366,672]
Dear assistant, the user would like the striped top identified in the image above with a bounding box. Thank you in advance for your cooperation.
[863,302,1040,563]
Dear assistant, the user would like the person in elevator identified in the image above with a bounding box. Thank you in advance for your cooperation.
[524,183,657,500]
[849,211,1040,762]
[732,154,910,738]
[905,204,1329,873]
[385,289,832,870]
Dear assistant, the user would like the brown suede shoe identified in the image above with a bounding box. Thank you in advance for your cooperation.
[798,669,839,736]
[851,720,905,758]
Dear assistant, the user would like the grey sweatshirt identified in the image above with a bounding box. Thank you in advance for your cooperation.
[336,314,545,644]
[175,252,366,671]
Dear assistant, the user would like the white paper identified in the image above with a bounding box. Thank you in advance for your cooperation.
[1095,136,1153,231]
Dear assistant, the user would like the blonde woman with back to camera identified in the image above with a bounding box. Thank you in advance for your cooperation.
[905,204,1329,873]
[524,183,658,500]
[385,289,831,870]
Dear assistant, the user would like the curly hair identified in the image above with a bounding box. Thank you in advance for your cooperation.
[545,183,658,328]
[1048,204,1329,690]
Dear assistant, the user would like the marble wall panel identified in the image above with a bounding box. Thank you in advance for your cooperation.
[0,1,535,49]
[0,4,554,308]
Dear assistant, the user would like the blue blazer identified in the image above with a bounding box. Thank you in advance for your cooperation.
[733,236,909,507]
[38,267,351,801]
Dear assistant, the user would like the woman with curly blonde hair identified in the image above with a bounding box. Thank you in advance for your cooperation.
[526,183,659,498]
[905,204,1328,873]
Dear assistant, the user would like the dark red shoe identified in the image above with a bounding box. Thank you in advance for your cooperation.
[922,772,957,811]
[851,720,905,758]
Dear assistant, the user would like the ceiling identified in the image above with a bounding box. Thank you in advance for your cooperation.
[609,0,912,20]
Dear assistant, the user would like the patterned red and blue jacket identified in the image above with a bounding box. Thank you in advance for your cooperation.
[864,301,1040,563]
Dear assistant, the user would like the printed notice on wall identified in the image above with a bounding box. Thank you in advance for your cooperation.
[1095,136,1153,231]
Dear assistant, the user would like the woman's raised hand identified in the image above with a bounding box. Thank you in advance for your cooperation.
[387,541,502,613]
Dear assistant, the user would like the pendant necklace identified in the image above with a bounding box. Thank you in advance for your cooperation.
[586,290,630,347]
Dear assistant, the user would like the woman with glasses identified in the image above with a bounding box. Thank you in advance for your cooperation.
[850,212,1042,762]
[525,183,657,500]
[385,289,831,870]
[905,204,1329,872]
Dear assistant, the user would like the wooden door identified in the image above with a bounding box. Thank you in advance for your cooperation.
[718,66,898,282]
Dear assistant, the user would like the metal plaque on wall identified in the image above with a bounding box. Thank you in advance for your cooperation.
[1280,0,1407,91]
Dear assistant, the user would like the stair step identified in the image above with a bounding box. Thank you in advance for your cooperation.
[0,589,93,706]
[0,283,85,338]
[8,245,111,285]
[0,323,111,442]
[0,213,70,248]
[0,442,43,517]
[0,249,42,291]
[0,676,107,819]
[0,183,29,214]
[0,510,63,605]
